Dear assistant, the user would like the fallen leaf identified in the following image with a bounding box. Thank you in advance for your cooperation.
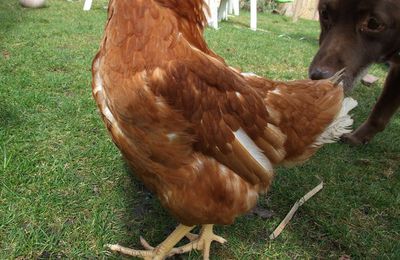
[361,74,379,86]
[356,158,371,165]
[383,167,394,178]
[2,50,10,60]
[250,206,274,219]
[93,185,100,194]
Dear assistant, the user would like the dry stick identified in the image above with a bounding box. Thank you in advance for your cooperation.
[269,182,324,240]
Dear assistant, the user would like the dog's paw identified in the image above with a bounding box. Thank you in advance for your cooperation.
[341,121,383,146]
[341,133,369,146]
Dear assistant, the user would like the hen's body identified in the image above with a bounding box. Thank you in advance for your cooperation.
[92,0,356,258]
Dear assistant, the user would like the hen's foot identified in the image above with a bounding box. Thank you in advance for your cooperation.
[106,224,194,260]
[168,224,227,260]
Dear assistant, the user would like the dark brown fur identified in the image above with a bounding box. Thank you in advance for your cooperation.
[309,0,400,144]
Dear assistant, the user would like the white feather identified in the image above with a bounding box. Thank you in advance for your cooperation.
[241,72,260,77]
[93,60,102,95]
[233,128,273,173]
[167,133,178,142]
[313,97,358,146]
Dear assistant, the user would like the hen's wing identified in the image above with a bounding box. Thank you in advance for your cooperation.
[152,45,278,188]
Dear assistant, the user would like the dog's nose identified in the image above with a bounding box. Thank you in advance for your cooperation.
[309,68,334,80]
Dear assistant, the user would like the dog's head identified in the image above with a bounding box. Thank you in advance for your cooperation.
[309,0,400,91]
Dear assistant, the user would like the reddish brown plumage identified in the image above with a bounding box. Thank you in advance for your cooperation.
[92,0,347,227]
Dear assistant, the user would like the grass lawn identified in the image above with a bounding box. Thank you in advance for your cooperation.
[1,0,399,259]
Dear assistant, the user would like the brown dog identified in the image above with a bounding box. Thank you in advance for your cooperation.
[309,0,400,145]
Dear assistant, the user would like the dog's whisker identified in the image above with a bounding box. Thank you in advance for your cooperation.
[329,68,346,86]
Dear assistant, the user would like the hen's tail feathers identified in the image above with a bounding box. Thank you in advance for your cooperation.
[329,68,346,86]
[313,97,358,147]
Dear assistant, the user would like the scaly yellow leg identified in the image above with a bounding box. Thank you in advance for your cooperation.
[168,224,227,260]
[106,224,195,260]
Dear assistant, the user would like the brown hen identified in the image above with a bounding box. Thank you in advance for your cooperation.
[92,0,357,259]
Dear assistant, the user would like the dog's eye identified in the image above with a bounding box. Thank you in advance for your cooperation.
[361,16,385,33]
[320,9,329,21]
[367,18,381,30]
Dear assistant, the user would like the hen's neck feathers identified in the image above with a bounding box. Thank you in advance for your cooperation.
[155,0,209,29]
[109,0,224,63]
[154,0,214,56]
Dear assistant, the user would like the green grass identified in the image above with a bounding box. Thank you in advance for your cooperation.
[1,1,399,259]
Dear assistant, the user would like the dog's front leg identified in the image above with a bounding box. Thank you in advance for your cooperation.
[343,64,400,145]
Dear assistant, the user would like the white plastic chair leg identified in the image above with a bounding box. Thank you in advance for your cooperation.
[83,0,92,11]
[209,0,219,29]
[250,0,257,30]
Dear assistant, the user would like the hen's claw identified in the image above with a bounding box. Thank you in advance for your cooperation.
[106,244,154,260]
[106,224,194,260]
[106,224,226,260]
[168,225,227,260]
[139,236,155,250]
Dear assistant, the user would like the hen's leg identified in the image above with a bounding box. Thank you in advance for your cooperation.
[168,224,227,260]
[106,224,194,260]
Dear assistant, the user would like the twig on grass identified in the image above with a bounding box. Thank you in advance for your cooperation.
[269,181,324,240]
